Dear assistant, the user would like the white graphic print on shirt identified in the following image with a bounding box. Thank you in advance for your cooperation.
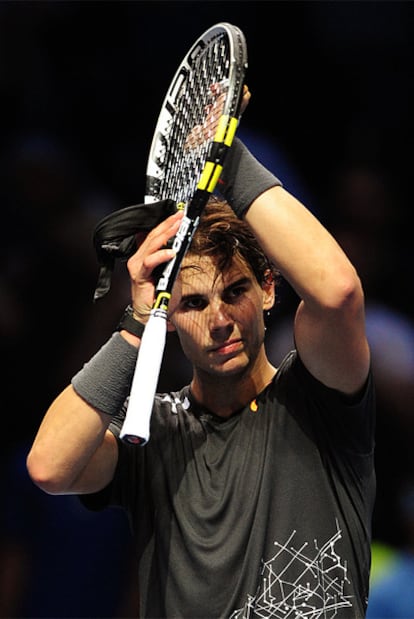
[230,520,352,619]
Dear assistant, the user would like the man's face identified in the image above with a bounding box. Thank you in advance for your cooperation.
[168,253,273,377]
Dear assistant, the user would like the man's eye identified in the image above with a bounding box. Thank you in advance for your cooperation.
[182,297,206,310]
[227,285,246,300]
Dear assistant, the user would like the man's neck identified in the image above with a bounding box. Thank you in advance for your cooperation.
[190,354,276,418]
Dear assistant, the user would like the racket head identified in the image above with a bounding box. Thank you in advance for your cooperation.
[144,22,248,209]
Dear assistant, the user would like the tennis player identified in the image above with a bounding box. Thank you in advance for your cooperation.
[27,128,375,618]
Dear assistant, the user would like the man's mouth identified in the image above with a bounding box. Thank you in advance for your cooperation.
[210,339,243,356]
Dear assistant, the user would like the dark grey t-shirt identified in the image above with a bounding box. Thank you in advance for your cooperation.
[82,351,376,619]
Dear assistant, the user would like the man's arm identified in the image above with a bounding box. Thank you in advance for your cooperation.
[27,210,184,495]
[245,185,370,395]
[27,385,118,495]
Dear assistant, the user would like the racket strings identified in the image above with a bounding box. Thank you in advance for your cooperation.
[156,33,232,209]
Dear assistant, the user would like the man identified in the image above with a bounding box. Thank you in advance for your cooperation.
[27,125,375,617]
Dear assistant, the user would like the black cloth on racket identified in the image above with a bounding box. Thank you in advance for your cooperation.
[92,199,176,301]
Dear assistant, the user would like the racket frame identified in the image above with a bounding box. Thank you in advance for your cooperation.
[120,22,248,444]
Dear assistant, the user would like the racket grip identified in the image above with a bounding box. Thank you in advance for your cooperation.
[120,310,167,445]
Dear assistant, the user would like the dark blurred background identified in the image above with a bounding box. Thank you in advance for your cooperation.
[1,1,413,616]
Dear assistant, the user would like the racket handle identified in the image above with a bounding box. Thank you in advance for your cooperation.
[120,310,167,445]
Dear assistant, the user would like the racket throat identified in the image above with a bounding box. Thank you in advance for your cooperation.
[156,213,200,293]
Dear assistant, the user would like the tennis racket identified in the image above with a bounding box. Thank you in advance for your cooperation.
[120,22,248,445]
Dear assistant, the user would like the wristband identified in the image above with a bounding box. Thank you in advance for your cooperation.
[218,137,283,218]
[71,332,138,416]
[117,304,146,338]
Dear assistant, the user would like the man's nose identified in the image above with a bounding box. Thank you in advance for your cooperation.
[208,301,233,331]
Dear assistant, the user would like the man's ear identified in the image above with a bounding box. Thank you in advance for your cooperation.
[262,269,276,311]
[263,285,275,311]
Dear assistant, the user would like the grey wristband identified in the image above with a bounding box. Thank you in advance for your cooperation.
[71,332,138,416]
[218,137,283,218]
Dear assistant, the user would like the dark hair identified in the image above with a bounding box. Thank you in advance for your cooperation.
[189,196,279,287]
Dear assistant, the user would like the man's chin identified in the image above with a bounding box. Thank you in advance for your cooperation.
[207,354,250,377]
